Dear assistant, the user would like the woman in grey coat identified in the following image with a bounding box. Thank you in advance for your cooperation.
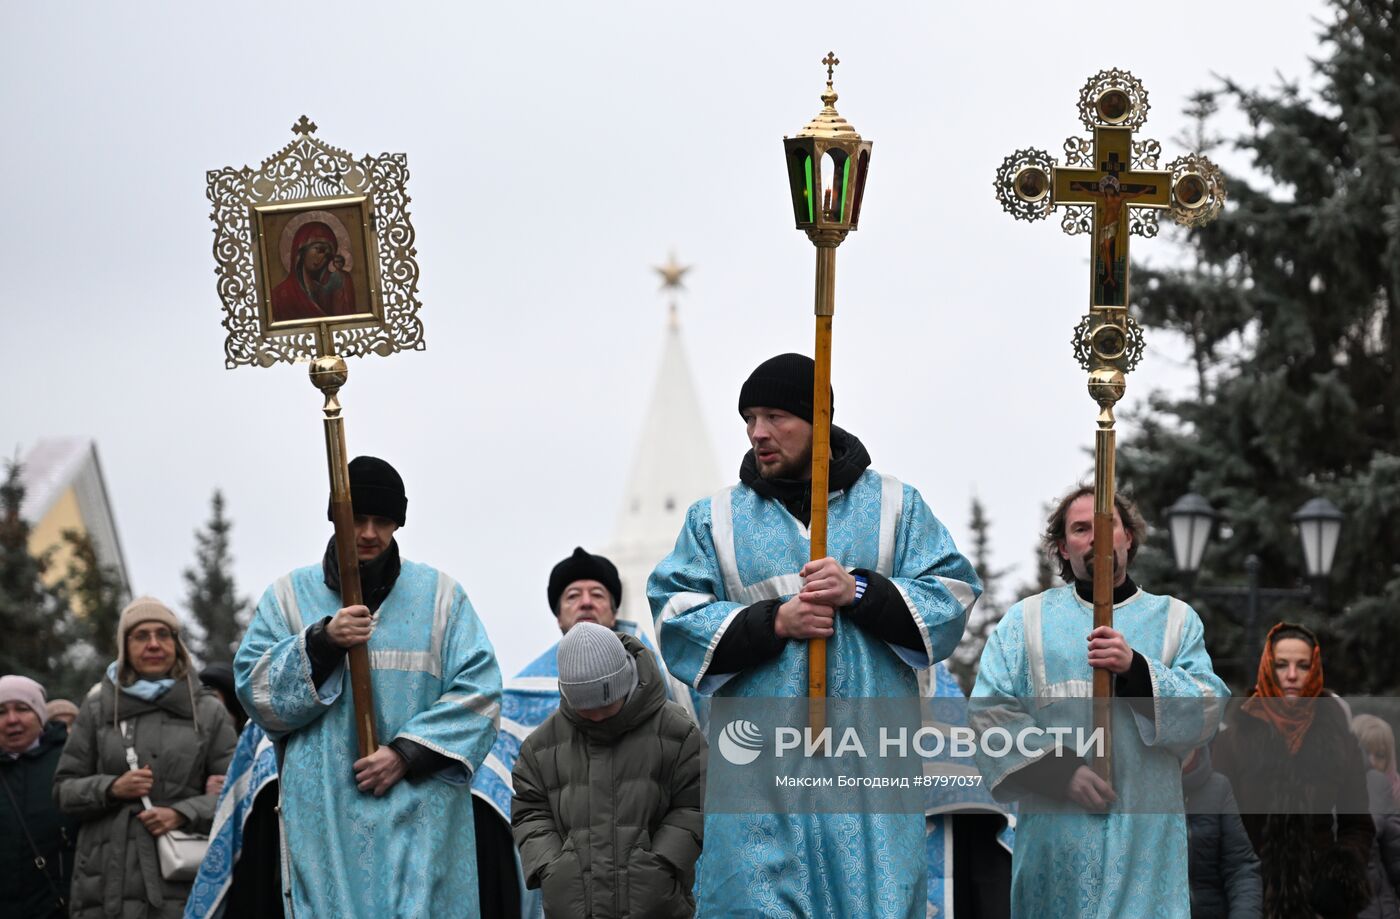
[53,598,237,919]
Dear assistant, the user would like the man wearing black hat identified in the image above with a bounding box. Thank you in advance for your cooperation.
[234,455,503,919]
[471,546,671,919]
[648,353,983,918]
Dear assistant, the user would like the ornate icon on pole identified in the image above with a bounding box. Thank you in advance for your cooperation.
[207,116,425,368]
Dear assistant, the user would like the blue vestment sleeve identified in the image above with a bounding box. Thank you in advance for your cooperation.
[970,609,1053,802]
[392,585,503,783]
[885,486,982,669]
[647,499,748,695]
[1132,607,1229,753]
[234,584,344,741]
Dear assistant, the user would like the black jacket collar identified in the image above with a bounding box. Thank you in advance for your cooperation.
[739,426,872,527]
[323,537,402,613]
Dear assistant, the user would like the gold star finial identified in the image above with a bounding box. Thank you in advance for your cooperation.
[654,252,691,291]
[654,252,691,329]
[822,52,840,83]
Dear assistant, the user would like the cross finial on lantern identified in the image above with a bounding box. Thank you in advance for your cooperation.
[291,115,318,136]
[822,52,840,83]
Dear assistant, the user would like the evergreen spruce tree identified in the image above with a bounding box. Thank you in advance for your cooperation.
[0,461,93,699]
[1121,0,1400,692]
[183,490,249,665]
[1014,500,1058,601]
[61,528,128,664]
[948,497,1008,693]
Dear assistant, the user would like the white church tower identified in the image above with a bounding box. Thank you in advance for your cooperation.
[608,254,723,647]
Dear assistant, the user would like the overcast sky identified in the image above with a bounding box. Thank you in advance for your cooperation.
[2,1,1331,676]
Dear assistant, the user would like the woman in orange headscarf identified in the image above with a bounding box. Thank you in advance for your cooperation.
[1213,623,1375,918]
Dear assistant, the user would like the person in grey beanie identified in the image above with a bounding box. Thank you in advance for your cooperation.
[511,623,706,918]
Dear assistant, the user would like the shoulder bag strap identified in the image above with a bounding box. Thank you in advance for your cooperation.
[0,766,67,907]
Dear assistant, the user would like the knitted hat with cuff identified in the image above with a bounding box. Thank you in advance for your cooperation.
[0,674,48,724]
[556,622,638,710]
[737,352,833,423]
[328,455,408,527]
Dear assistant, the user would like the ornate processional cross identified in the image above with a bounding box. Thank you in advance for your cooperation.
[993,70,1226,782]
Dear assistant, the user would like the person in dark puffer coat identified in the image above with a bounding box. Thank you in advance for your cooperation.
[512,624,705,919]
[1184,745,1262,918]
[1,675,80,919]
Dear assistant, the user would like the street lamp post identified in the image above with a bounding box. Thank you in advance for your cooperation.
[1165,493,1344,674]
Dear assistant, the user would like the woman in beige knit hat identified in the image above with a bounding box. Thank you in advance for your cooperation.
[53,597,238,919]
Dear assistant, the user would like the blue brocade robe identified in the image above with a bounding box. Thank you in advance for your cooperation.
[922,663,1015,918]
[648,470,980,918]
[234,559,502,919]
[183,722,280,919]
[971,585,1228,919]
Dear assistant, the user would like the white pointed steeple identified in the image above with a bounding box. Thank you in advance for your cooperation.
[609,254,723,630]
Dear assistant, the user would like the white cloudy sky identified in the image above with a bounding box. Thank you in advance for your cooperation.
[2,1,1331,675]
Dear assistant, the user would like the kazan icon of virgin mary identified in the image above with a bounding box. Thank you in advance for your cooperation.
[270,220,357,322]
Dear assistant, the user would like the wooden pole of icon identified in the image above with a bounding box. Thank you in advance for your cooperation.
[782,52,874,733]
[995,71,1226,783]
[311,327,378,758]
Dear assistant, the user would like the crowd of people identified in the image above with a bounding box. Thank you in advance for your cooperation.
[2,352,1398,918]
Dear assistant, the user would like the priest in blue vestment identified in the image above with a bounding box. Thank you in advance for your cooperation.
[971,486,1228,919]
[234,456,502,919]
[649,353,980,918]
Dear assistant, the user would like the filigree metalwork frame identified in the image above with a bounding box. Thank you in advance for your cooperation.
[208,116,425,368]
[1060,205,1093,236]
[1064,136,1094,168]
[1131,139,1161,170]
[1077,68,1151,131]
[1072,313,1147,373]
[993,148,1055,222]
[1166,153,1228,227]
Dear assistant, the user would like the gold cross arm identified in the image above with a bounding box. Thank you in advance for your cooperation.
[995,72,1224,313]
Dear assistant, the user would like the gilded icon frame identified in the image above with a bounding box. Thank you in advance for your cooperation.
[208,117,425,368]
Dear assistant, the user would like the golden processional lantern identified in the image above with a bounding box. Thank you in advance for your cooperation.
[782,52,873,721]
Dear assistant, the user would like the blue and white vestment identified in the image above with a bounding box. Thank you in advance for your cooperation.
[649,469,980,918]
[972,585,1227,919]
[235,559,502,919]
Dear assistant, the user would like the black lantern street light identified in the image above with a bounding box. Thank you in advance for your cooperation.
[1164,493,1345,673]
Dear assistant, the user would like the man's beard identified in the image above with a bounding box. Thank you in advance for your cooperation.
[757,445,813,481]
[1082,552,1124,580]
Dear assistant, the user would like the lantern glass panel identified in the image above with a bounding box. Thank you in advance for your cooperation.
[1168,511,1212,574]
[820,149,849,224]
[1317,516,1341,577]
[784,146,816,227]
[1297,516,1342,577]
[850,148,871,227]
[804,153,815,223]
